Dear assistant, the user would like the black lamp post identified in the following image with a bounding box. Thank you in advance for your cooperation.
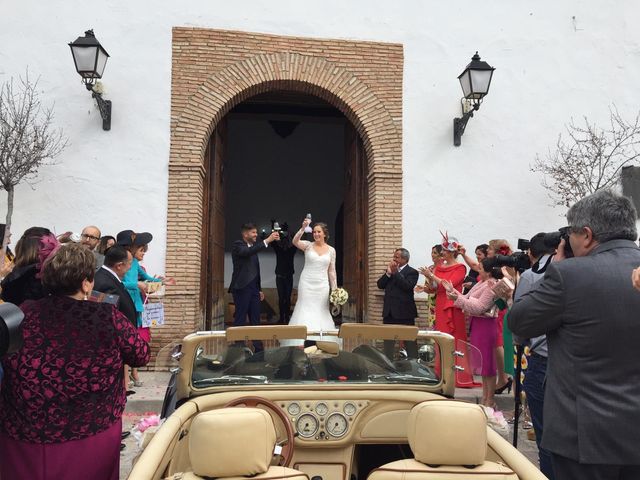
[69,30,112,131]
[453,52,495,146]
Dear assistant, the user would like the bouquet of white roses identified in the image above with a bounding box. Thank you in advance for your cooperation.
[329,287,349,306]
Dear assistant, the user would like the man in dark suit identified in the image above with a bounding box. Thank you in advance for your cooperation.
[92,244,137,446]
[509,190,640,480]
[229,223,279,350]
[94,245,136,327]
[377,248,419,359]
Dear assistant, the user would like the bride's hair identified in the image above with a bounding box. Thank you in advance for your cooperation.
[314,222,330,241]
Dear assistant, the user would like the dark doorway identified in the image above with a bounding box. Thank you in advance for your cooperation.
[201,90,367,329]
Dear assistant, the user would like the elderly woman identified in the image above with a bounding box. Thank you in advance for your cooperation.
[0,243,150,480]
[445,257,503,407]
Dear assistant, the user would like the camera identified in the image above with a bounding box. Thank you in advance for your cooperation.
[0,303,24,357]
[261,220,289,240]
[543,227,574,258]
[517,238,530,251]
[493,252,532,273]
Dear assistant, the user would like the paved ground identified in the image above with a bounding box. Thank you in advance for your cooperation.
[119,373,540,479]
[120,371,172,480]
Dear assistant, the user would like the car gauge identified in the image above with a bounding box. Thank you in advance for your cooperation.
[315,402,329,416]
[296,413,319,438]
[326,413,348,437]
[343,402,357,416]
[287,402,301,416]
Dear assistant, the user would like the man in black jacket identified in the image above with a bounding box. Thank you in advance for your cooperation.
[93,245,136,327]
[229,224,279,350]
[270,223,297,324]
[92,244,137,445]
[377,248,419,359]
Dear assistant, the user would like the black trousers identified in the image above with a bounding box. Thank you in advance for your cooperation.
[382,316,417,360]
[231,280,263,352]
[552,454,640,480]
[276,274,293,323]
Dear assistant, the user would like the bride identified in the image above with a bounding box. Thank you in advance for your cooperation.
[288,217,337,331]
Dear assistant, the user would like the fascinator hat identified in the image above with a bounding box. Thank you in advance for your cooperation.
[440,230,460,252]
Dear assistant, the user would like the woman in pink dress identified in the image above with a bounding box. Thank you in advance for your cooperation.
[459,238,514,393]
[447,257,503,407]
[419,233,476,387]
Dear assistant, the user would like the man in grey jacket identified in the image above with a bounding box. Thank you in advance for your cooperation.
[509,190,640,480]
[513,233,556,479]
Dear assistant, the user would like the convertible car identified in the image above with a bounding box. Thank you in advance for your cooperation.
[128,324,546,480]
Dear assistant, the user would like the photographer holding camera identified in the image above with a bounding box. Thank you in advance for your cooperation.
[509,190,640,479]
[270,221,298,324]
[511,233,556,480]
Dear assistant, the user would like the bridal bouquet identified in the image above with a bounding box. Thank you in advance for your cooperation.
[330,287,349,306]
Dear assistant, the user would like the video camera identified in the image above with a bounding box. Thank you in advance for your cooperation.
[260,220,289,240]
[0,303,24,357]
[494,227,573,273]
[493,251,532,273]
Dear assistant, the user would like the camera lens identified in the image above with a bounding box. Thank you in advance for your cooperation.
[543,231,562,249]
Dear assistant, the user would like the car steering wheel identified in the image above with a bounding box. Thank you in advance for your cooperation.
[224,396,295,467]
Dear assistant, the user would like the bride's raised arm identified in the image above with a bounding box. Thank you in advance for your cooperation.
[328,247,338,290]
[292,218,311,252]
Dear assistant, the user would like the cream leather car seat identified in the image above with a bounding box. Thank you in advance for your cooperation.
[176,408,308,480]
[368,401,518,480]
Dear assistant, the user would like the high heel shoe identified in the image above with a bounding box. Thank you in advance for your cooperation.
[495,377,513,394]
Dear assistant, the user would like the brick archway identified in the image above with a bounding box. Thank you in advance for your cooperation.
[158,28,403,350]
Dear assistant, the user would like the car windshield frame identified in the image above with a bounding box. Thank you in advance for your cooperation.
[166,326,456,399]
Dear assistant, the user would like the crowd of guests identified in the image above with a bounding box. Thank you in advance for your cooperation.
[378,190,640,480]
[411,234,516,404]
[2,189,640,480]
[0,224,174,480]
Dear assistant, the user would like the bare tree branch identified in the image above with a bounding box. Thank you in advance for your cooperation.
[0,69,68,228]
[531,106,640,208]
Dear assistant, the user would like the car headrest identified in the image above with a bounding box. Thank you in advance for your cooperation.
[189,408,276,478]
[408,401,487,466]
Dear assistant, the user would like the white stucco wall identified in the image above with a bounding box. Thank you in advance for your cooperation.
[1,0,639,273]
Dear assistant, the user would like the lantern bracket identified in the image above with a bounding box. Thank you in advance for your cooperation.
[92,89,112,131]
[453,99,480,147]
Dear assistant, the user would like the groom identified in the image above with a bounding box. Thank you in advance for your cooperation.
[229,223,280,350]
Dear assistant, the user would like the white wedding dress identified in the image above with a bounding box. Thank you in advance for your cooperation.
[288,240,337,331]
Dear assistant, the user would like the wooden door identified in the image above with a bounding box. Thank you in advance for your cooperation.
[201,120,227,330]
[342,123,367,322]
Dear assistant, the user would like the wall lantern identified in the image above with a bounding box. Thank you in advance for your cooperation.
[68,30,112,131]
[453,52,495,146]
